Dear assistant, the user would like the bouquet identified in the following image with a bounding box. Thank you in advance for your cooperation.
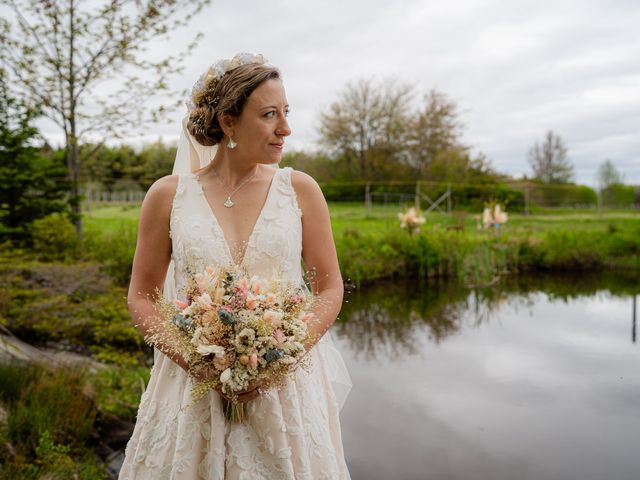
[398,206,426,235]
[147,264,316,422]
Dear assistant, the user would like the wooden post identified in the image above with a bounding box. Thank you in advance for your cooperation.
[447,183,452,214]
[415,182,420,210]
[633,295,637,344]
[365,182,371,218]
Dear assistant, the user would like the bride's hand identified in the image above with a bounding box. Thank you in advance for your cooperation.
[234,381,262,403]
[190,364,262,402]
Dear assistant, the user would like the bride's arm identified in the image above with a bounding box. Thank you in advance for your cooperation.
[127,175,192,372]
[291,170,344,352]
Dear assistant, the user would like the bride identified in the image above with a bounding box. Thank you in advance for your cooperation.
[119,53,352,479]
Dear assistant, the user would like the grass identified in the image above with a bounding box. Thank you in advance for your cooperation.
[80,202,640,289]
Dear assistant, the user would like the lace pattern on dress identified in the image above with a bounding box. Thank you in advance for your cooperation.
[119,166,350,480]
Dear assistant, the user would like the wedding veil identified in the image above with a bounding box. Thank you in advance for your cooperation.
[161,116,352,411]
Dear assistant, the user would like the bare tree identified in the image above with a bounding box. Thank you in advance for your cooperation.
[0,0,211,236]
[407,89,465,177]
[527,130,573,183]
[318,77,413,180]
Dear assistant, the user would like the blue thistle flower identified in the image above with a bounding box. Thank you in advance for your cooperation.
[172,314,192,329]
[264,348,284,363]
[219,309,236,325]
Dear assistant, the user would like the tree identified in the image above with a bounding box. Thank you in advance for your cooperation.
[132,140,177,190]
[318,78,413,180]
[0,0,211,237]
[407,89,466,177]
[527,130,574,183]
[597,159,624,189]
[0,69,70,242]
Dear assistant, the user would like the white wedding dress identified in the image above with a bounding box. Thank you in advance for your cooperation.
[119,166,351,480]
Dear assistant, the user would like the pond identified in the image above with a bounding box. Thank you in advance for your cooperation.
[334,273,640,480]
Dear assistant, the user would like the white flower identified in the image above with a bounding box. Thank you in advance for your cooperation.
[494,205,508,224]
[196,292,213,309]
[483,207,493,229]
[196,344,225,357]
[398,207,426,234]
[220,368,232,384]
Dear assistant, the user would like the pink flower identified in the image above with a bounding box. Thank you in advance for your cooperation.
[272,329,285,343]
[213,354,232,371]
[202,310,216,323]
[249,353,258,369]
[300,312,315,323]
[175,300,188,309]
[264,309,283,324]
[237,277,250,290]
[250,277,265,294]
[246,296,258,310]
[196,293,213,310]
[265,292,277,304]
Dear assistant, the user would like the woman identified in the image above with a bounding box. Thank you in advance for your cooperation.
[119,53,352,479]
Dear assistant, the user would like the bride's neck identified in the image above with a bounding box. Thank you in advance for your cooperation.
[205,151,261,187]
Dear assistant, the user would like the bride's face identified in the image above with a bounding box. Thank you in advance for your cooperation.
[231,79,291,164]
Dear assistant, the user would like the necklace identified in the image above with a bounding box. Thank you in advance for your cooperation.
[209,165,259,208]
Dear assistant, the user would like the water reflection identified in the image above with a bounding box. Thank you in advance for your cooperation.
[335,272,640,480]
[336,272,640,361]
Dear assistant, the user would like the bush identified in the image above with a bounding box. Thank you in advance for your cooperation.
[31,213,78,261]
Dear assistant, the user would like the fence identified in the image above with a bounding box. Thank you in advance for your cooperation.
[81,180,640,214]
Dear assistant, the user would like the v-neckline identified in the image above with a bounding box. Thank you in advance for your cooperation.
[193,168,280,267]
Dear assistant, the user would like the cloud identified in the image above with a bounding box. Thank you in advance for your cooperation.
[37,0,640,185]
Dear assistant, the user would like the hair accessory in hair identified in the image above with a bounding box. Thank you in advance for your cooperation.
[186,53,267,112]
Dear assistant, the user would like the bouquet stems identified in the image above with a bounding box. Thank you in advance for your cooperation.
[222,397,247,423]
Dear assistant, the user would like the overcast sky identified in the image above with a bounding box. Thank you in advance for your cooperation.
[39,0,640,185]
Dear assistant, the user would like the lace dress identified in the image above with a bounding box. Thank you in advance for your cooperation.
[119,166,351,480]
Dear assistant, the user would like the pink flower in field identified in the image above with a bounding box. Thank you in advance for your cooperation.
[249,352,258,369]
[272,329,285,343]
[175,300,188,309]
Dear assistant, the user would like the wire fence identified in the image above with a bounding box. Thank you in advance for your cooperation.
[81,179,640,214]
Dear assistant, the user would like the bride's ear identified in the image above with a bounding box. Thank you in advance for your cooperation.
[219,112,235,139]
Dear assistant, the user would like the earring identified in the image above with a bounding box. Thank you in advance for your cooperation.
[227,137,237,149]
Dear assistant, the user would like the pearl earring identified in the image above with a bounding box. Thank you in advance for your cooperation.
[227,137,237,149]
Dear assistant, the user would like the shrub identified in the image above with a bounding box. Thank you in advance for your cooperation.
[31,213,78,261]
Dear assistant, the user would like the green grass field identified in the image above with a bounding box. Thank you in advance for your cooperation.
[84,201,640,238]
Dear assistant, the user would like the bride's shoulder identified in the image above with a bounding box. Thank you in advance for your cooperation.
[289,169,327,213]
[142,174,181,209]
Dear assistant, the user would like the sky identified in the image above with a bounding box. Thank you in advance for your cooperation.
[37,0,640,185]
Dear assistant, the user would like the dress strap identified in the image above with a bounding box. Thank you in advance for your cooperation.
[277,167,302,217]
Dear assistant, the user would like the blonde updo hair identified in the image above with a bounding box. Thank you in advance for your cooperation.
[187,63,281,146]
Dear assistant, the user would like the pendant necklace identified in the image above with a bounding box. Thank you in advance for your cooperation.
[210,166,259,208]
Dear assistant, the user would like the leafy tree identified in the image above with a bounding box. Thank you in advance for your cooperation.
[527,130,574,183]
[597,158,624,189]
[318,78,413,180]
[0,69,70,243]
[407,89,466,177]
[131,140,176,190]
[83,143,138,192]
[0,0,211,237]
